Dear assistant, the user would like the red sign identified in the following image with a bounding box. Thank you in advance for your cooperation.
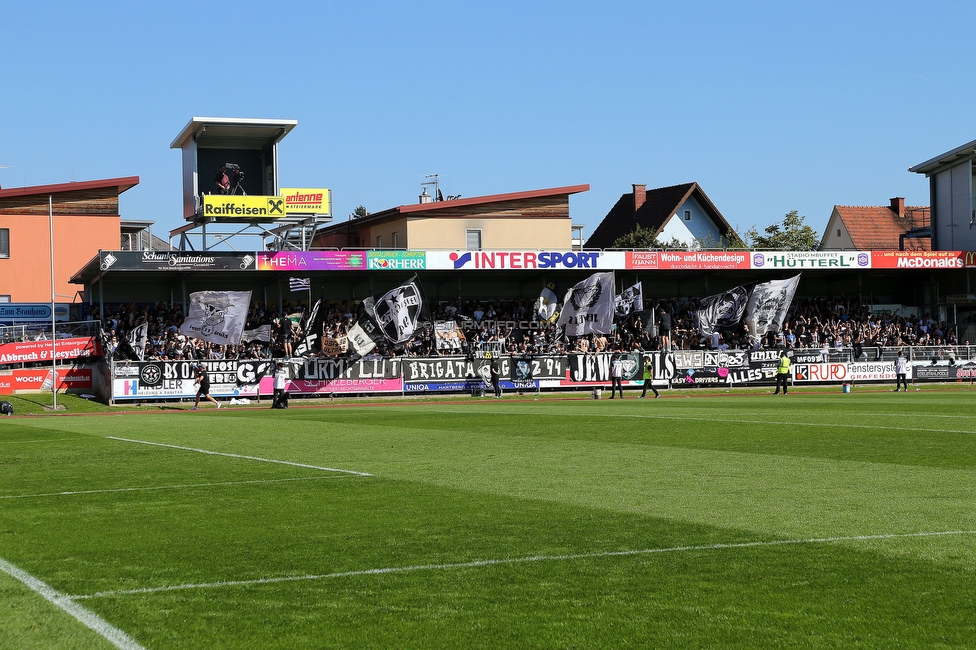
[0,337,100,366]
[870,251,968,269]
[627,251,750,270]
[0,368,92,394]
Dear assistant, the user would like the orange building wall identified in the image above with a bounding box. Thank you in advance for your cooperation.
[0,213,121,302]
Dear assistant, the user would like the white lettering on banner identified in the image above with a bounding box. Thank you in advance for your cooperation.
[896,257,963,269]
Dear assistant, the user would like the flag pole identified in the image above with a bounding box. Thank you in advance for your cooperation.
[49,195,57,411]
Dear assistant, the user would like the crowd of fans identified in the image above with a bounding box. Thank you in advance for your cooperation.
[79,294,967,363]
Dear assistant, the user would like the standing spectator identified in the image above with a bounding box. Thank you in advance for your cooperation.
[192,363,221,410]
[609,353,625,399]
[894,349,909,392]
[658,308,671,351]
[639,354,660,399]
[490,356,501,398]
[773,350,791,395]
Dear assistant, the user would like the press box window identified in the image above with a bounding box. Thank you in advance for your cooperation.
[466,229,482,251]
[0,228,8,258]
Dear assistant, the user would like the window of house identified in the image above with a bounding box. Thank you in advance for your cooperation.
[0,228,8,258]
[0,295,9,303]
[393,232,399,248]
[684,210,692,221]
[466,229,482,251]
[376,235,383,248]
[837,229,841,237]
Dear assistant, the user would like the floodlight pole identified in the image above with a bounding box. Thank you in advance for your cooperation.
[49,195,57,410]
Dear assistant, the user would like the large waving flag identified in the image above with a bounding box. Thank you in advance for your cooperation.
[348,276,433,356]
[743,275,800,344]
[557,272,615,336]
[179,290,252,345]
[694,285,750,337]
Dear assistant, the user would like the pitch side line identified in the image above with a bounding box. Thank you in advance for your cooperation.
[107,437,372,476]
[0,556,145,650]
[72,529,976,600]
[0,475,349,501]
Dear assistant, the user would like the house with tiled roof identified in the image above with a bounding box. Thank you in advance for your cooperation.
[819,198,930,251]
[584,183,739,249]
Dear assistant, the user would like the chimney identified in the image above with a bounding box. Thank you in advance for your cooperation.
[633,184,646,214]
[890,197,905,217]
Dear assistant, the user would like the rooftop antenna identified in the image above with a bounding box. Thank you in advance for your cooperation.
[421,174,440,201]
[0,165,11,190]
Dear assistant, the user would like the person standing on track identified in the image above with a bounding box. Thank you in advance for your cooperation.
[609,353,625,399]
[773,350,790,395]
[639,354,660,398]
[894,349,909,392]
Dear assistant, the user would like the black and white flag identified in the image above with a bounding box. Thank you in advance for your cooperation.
[694,286,750,336]
[294,298,323,356]
[743,275,800,344]
[179,290,252,345]
[535,282,560,323]
[614,282,643,317]
[127,322,148,361]
[557,272,615,337]
[289,277,311,292]
[242,324,272,343]
[349,276,433,356]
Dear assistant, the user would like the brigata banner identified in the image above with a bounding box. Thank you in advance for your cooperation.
[0,337,100,365]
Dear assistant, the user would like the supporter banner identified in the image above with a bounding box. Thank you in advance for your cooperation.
[401,356,567,383]
[428,250,625,271]
[99,251,256,271]
[296,357,400,381]
[615,282,643,317]
[280,188,331,215]
[567,352,642,382]
[0,337,100,365]
[113,359,274,400]
[434,321,465,351]
[743,275,800,345]
[627,251,751,270]
[750,251,871,270]
[367,251,426,270]
[320,336,349,356]
[871,250,966,269]
[242,324,272,343]
[256,251,366,271]
[673,349,749,369]
[0,368,92,394]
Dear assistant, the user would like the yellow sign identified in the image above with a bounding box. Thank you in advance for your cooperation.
[280,188,332,215]
[202,195,286,218]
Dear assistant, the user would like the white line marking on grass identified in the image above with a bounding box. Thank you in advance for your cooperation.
[107,437,372,476]
[0,556,146,650]
[72,529,976,600]
[0,476,348,500]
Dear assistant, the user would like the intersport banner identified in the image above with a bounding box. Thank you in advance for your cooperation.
[0,337,101,365]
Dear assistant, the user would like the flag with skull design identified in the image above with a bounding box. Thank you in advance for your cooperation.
[179,290,252,345]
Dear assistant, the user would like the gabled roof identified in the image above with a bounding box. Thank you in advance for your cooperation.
[584,182,735,249]
[909,138,976,176]
[316,184,589,234]
[828,204,930,251]
[0,176,139,199]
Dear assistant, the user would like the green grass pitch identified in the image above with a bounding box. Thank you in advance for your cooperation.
[1,389,975,649]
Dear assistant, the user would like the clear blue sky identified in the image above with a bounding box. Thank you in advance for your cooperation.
[3,1,974,245]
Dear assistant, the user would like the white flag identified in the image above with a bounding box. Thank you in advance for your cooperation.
[743,275,800,344]
[535,283,560,323]
[179,290,252,345]
[346,322,376,356]
[557,272,615,337]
